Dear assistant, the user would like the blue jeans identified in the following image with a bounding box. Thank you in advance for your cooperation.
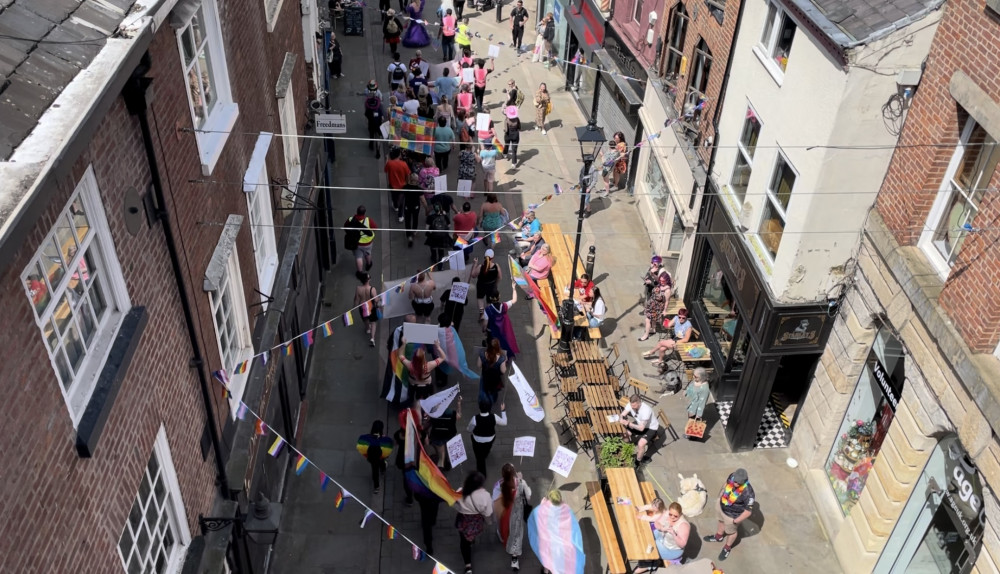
[654,531,683,561]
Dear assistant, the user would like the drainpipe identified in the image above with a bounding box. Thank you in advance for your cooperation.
[123,58,232,501]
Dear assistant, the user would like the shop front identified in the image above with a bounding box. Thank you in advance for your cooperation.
[538,0,604,106]
[685,192,833,451]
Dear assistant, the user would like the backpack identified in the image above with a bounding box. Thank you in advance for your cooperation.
[429,213,449,231]
[386,18,400,35]
[343,217,366,251]
[514,89,525,107]
[391,63,406,83]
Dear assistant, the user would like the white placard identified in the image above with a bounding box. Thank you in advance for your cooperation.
[403,322,441,344]
[419,385,460,418]
[434,174,449,194]
[488,44,500,58]
[379,121,391,139]
[316,113,347,134]
[476,113,491,132]
[548,446,579,478]
[457,179,473,197]
[513,436,536,457]
[447,434,468,466]
[462,68,475,83]
[449,281,470,303]
[448,251,466,271]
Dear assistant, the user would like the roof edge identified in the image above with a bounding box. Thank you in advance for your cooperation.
[784,0,945,49]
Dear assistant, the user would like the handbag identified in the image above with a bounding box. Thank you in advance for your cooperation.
[545,101,552,115]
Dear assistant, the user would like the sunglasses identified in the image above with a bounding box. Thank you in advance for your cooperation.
[668,513,680,518]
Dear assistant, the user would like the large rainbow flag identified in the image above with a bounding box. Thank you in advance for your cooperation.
[389,109,436,156]
[404,410,461,504]
[509,256,559,336]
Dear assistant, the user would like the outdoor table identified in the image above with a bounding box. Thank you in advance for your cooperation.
[677,342,712,363]
[605,467,661,565]
[570,340,603,362]
[583,385,619,411]
[576,360,613,386]
[589,410,622,437]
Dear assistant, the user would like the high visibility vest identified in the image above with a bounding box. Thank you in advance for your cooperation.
[456,24,470,45]
[357,217,375,244]
[442,15,456,36]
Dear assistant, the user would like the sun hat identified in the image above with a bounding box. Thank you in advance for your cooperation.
[505,105,519,119]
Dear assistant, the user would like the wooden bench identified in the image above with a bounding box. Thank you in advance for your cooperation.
[639,481,657,506]
[587,481,628,574]
[568,401,588,421]
[574,424,596,453]
[657,409,680,445]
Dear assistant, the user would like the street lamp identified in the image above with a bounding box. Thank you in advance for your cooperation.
[558,119,606,354]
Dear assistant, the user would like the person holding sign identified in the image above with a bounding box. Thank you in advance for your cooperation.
[400,336,446,401]
[473,58,495,113]
[467,399,508,476]
[428,405,461,468]
[441,276,469,329]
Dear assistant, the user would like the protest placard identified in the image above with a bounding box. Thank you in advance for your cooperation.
[476,113,491,132]
[488,44,500,58]
[457,180,472,197]
[403,322,440,344]
[434,175,448,194]
[448,251,465,271]
[449,281,470,303]
[513,436,536,457]
[447,435,468,466]
[548,446,578,478]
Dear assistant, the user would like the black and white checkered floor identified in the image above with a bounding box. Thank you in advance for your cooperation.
[716,401,790,449]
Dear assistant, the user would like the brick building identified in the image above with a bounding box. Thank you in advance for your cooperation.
[791,0,1000,571]
[0,0,329,572]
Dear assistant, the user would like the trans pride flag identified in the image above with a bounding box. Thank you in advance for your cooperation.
[404,410,461,504]
[527,499,585,574]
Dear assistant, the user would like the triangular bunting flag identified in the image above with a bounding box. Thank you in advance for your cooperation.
[387,525,397,539]
[268,436,285,457]
[321,321,334,337]
[302,330,315,349]
[412,544,424,561]
[343,311,355,327]
[295,454,308,475]
[360,509,376,528]
[260,352,268,366]
[255,420,268,436]
[236,403,248,420]
[321,473,332,492]
[281,342,294,357]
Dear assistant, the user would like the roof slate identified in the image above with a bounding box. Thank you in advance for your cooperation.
[0,0,136,160]
[794,0,943,46]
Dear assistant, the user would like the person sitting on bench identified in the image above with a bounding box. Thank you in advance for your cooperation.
[619,394,659,465]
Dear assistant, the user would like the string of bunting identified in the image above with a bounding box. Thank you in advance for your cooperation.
[222,185,566,376]
[210,372,454,572]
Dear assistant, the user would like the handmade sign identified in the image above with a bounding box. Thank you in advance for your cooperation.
[420,385,460,419]
[462,68,475,83]
[508,361,545,422]
[448,251,465,271]
[447,434,468,466]
[548,446,578,478]
[379,121,391,139]
[476,113,491,132]
[457,179,472,197]
[488,44,500,58]
[448,281,470,303]
[513,436,536,457]
[434,175,448,194]
[404,322,440,344]
[389,109,436,156]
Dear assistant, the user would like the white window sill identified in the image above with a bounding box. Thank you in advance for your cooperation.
[265,0,286,32]
[66,308,128,427]
[226,346,255,416]
[748,233,775,276]
[917,237,953,281]
[752,46,785,87]
[196,102,240,176]
[258,257,279,310]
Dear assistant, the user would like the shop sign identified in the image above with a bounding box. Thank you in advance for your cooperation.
[872,357,901,412]
[929,439,986,566]
[554,0,561,24]
[315,114,347,134]
[772,315,826,347]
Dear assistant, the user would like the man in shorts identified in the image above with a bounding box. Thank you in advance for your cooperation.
[345,206,376,275]
[704,468,755,561]
[478,142,500,193]
[619,394,659,464]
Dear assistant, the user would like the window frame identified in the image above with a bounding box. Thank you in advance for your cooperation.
[919,116,1000,278]
[757,150,797,261]
[20,166,131,426]
[277,84,302,204]
[117,425,192,574]
[245,165,279,305]
[264,0,286,32]
[174,0,239,176]
[208,246,254,411]
[684,38,712,118]
[632,0,644,23]
[661,3,688,88]
[753,1,796,84]
[729,105,762,205]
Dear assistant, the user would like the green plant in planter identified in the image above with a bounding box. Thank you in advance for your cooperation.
[598,436,636,469]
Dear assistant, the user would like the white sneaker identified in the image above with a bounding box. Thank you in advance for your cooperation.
[511,557,519,571]
[541,129,547,135]
[397,216,404,222]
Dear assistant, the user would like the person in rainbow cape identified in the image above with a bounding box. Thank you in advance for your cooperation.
[357,420,395,494]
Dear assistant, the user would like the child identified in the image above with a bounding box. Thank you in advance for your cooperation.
[357,420,394,494]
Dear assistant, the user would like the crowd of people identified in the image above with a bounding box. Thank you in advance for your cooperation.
[329,3,761,573]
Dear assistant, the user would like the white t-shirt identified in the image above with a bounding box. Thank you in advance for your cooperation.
[622,402,659,431]
[592,298,606,320]
[402,99,420,115]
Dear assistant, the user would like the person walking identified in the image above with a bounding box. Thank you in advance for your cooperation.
[453,201,477,261]
[403,173,424,247]
[485,286,520,361]
[479,193,506,241]
[533,83,550,134]
[383,9,404,56]
[440,8,458,60]
[426,202,453,263]
[638,273,672,341]
[636,499,689,565]
[363,81,385,158]
[455,17,472,54]
[400,336,446,402]
[704,468,756,561]
[358,420,393,494]
[642,255,669,302]
[385,148,411,222]
[435,69,460,107]
[527,490,586,574]
[353,272,381,347]
[540,13,555,65]
[458,143,478,190]
[409,271,438,322]
[685,367,711,420]
[402,0,432,47]
[478,142,500,194]
[471,250,502,329]
[493,462,531,571]
[454,471,493,574]
[509,0,529,52]
[467,399,507,476]
[441,276,469,330]
[473,58,495,113]
[433,116,456,171]
[477,338,507,406]
[619,394,659,464]
[456,83,475,116]
[428,405,461,468]
[343,206,376,276]
[503,106,521,165]
[387,53,408,91]
[328,32,344,78]
[393,415,415,505]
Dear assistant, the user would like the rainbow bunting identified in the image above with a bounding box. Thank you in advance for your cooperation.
[212,370,229,386]
[432,563,450,574]
[343,311,354,326]
[281,342,294,357]
[295,454,308,475]
[236,403,249,420]
[321,473,333,492]
[507,219,520,230]
[454,236,469,248]
[321,321,334,337]
[543,194,553,202]
[360,509,376,528]
[387,525,397,540]
[233,360,249,375]
[333,487,345,507]
[302,330,315,349]
[492,231,501,245]
[395,282,405,294]
[412,545,424,561]
[268,436,285,457]
[255,420,268,436]
[528,203,539,210]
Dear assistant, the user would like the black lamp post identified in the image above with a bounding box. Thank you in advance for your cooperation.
[558,119,606,354]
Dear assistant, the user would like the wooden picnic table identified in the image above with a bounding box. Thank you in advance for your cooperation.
[570,340,603,362]
[576,360,613,386]
[677,342,712,363]
[605,467,660,564]
[539,223,600,338]
[589,410,623,436]
[583,384,619,411]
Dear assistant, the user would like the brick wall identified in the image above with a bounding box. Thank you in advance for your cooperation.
[0,0,310,570]
[610,0,665,67]
[874,0,1000,351]
[654,0,741,166]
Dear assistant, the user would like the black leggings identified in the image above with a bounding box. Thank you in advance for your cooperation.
[404,206,421,237]
[505,135,519,161]
[460,536,474,564]
[471,438,494,476]
[369,459,385,488]
[435,150,451,170]
[512,26,524,49]
[474,85,486,111]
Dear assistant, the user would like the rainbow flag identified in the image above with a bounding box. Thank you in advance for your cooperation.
[381,338,412,405]
[233,360,248,375]
[295,454,308,475]
[302,331,315,349]
[343,311,354,326]
[389,109,437,155]
[268,437,285,457]
[357,434,394,460]
[404,410,461,504]
[321,321,334,337]
[322,473,333,493]
[454,236,469,248]
[282,342,294,357]
[255,420,267,436]
[491,136,505,154]
[387,525,397,540]
[509,256,558,335]
[492,231,501,245]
